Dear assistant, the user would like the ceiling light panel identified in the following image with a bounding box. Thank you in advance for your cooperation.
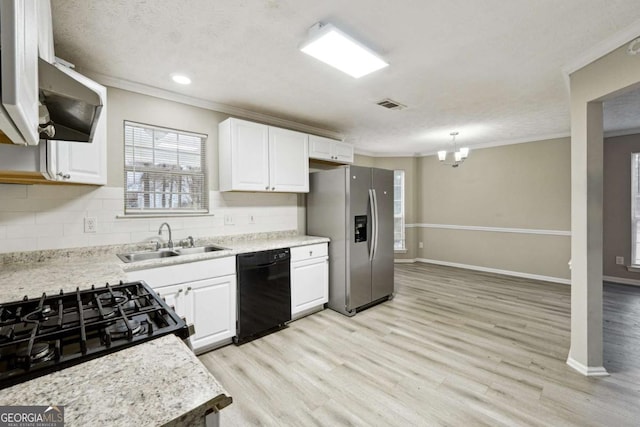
[300,23,388,78]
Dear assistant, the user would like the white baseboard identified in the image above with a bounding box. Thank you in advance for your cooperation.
[603,275,640,287]
[415,258,571,285]
[566,357,609,377]
[394,258,416,264]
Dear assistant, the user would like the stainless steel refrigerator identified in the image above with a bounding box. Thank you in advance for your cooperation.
[307,165,394,316]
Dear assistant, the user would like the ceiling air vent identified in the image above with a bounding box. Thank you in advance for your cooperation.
[376,98,407,111]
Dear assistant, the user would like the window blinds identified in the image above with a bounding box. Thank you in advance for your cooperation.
[124,121,207,214]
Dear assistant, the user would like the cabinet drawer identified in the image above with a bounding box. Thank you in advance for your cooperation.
[291,243,328,262]
[126,256,236,289]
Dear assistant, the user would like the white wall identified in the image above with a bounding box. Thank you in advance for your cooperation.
[0,185,297,254]
[0,86,304,254]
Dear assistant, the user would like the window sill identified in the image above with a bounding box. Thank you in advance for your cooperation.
[117,213,215,219]
[394,248,408,254]
[627,265,640,273]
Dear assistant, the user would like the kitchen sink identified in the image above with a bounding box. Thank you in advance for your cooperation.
[117,250,180,263]
[174,245,228,255]
[117,245,228,263]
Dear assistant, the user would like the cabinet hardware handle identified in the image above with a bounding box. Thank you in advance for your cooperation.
[39,123,55,138]
[187,286,192,291]
[177,289,183,294]
[265,186,269,190]
[271,187,275,191]
[57,172,71,179]
[309,251,313,256]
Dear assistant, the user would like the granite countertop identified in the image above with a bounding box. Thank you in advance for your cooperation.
[121,234,330,272]
[0,231,329,424]
[0,232,330,302]
[0,334,232,427]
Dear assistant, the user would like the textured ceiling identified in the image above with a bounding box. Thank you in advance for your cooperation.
[50,0,640,155]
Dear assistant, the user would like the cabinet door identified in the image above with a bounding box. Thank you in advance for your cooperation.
[308,135,333,161]
[154,284,189,321]
[230,119,269,191]
[0,0,39,145]
[291,257,328,315]
[49,73,107,184]
[187,275,237,352]
[268,126,309,192]
[332,141,354,164]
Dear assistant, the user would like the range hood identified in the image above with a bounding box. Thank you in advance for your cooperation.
[38,58,103,143]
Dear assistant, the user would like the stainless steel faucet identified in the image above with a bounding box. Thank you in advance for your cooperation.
[158,222,173,249]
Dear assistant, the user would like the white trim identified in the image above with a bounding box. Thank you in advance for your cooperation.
[116,213,216,219]
[405,223,571,236]
[603,275,640,287]
[82,70,344,141]
[416,258,571,285]
[566,357,610,377]
[561,18,640,88]
[394,249,408,254]
[394,258,416,264]
[626,265,640,273]
[354,133,570,158]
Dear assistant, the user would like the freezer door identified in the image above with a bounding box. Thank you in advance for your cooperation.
[347,165,373,310]
[371,168,395,301]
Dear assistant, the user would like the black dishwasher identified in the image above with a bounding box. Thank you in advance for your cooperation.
[234,248,291,344]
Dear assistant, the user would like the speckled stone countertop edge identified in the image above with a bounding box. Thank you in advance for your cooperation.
[0,335,231,427]
[121,235,330,272]
[0,230,300,265]
[162,395,233,427]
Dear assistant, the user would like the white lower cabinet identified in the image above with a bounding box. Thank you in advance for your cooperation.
[127,257,236,353]
[291,243,329,317]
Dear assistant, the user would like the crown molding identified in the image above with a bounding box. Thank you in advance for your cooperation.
[356,132,571,158]
[561,18,640,89]
[81,70,344,140]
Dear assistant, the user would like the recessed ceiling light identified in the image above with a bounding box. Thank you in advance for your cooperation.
[171,74,191,85]
[300,22,388,78]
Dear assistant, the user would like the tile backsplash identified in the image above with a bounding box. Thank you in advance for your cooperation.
[0,184,298,254]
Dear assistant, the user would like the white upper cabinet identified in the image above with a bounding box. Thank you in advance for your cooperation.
[268,126,309,192]
[332,141,355,163]
[45,69,107,185]
[35,0,55,63]
[308,135,354,164]
[227,118,269,191]
[0,0,39,145]
[219,118,309,192]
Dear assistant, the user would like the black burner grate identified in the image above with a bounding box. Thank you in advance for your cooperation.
[0,281,189,389]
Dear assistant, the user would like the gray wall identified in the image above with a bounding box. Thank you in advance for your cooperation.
[416,137,571,280]
[107,87,228,188]
[603,133,640,280]
[356,138,572,280]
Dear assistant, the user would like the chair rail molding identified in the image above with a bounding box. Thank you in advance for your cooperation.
[405,223,571,236]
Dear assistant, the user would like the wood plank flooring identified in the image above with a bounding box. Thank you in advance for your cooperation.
[199,263,640,426]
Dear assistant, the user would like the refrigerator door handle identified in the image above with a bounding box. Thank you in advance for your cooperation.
[372,189,379,260]
[368,189,376,261]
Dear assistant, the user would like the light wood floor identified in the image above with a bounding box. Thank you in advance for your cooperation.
[199,263,640,426]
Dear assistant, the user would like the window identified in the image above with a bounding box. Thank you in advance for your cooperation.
[632,153,640,265]
[393,170,405,250]
[124,121,207,214]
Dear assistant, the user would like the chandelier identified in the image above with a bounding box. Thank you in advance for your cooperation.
[437,132,469,168]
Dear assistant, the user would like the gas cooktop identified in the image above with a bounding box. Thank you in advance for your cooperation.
[0,280,190,389]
